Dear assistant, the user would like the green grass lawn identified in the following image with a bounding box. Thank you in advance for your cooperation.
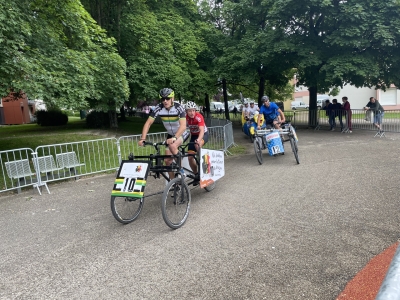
[0,116,165,152]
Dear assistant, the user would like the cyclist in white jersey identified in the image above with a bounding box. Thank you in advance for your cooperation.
[247,100,259,118]
[138,88,189,179]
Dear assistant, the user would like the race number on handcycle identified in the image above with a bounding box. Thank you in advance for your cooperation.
[111,161,150,198]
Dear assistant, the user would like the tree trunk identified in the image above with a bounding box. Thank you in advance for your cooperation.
[308,86,318,127]
[204,93,210,118]
[222,78,230,120]
[119,104,126,121]
[109,110,118,128]
[258,75,265,107]
[116,0,122,52]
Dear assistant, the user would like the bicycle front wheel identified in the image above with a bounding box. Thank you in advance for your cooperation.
[111,196,144,224]
[254,137,263,165]
[289,136,300,164]
[161,177,191,229]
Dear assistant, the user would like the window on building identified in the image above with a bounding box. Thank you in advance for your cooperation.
[379,88,397,105]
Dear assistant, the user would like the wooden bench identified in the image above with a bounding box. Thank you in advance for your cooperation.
[56,152,85,179]
[4,159,48,194]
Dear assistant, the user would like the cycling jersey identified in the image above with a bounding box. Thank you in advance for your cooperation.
[260,102,279,123]
[248,106,258,118]
[150,102,186,136]
[186,112,208,135]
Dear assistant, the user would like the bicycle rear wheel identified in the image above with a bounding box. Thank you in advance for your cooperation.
[161,177,191,229]
[204,181,216,192]
[254,137,263,165]
[289,136,300,164]
[111,196,144,224]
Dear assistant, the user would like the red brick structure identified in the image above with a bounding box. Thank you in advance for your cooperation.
[0,92,32,125]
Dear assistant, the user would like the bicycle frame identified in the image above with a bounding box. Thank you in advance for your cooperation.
[128,141,200,198]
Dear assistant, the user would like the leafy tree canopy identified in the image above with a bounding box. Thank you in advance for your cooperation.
[0,0,128,110]
[117,0,209,102]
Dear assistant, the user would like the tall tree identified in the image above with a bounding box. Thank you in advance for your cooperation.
[267,0,400,125]
[119,0,208,101]
[0,0,128,123]
[199,0,296,109]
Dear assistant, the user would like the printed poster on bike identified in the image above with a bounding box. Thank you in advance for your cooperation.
[199,148,224,188]
[111,160,150,198]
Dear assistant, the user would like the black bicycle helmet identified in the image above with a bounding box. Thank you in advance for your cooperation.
[261,95,270,102]
[159,88,174,98]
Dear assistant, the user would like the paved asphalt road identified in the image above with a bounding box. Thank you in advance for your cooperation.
[1,127,399,300]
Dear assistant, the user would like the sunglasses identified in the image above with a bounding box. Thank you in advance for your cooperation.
[161,97,172,101]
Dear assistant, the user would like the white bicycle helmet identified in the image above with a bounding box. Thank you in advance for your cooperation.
[185,101,197,110]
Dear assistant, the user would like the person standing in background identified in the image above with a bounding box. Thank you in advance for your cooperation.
[331,99,344,131]
[342,97,352,133]
[322,99,335,131]
[364,97,385,133]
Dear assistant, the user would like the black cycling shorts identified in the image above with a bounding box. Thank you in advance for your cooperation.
[188,132,209,153]
[167,131,190,142]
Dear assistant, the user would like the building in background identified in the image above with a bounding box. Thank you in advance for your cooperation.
[293,84,400,110]
[0,92,33,125]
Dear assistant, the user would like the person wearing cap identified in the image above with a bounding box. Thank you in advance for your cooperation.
[257,96,285,129]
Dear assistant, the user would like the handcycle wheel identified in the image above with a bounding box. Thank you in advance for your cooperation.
[289,136,300,164]
[161,177,191,229]
[254,137,263,165]
[111,196,144,224]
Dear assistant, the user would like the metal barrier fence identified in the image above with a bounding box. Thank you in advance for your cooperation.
[117,132,170,163]
[34,137,120,183]
[0,121,234,195]
[0,148,45,194]
[291,109,400,133]
[223,122,237,154]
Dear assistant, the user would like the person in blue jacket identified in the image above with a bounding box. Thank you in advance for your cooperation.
[256,96,285,130]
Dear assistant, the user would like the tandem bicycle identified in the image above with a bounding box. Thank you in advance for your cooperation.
[110,141,218,229]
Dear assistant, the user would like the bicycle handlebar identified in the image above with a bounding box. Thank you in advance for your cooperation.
[142,140,166,146]
[139,140,198,158]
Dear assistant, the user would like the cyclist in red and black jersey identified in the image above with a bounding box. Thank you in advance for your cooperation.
[185,101,208,178]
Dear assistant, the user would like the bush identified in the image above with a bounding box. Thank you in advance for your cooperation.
[86,111,110,128]
[36,109,69,126]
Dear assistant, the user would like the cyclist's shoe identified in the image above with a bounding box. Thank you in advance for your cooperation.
[193,180,200,186]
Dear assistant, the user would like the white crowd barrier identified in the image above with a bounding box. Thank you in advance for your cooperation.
[291,108,400,134]
[0,121,235,195]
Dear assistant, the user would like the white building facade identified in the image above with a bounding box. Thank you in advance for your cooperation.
[293,85,400,110]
